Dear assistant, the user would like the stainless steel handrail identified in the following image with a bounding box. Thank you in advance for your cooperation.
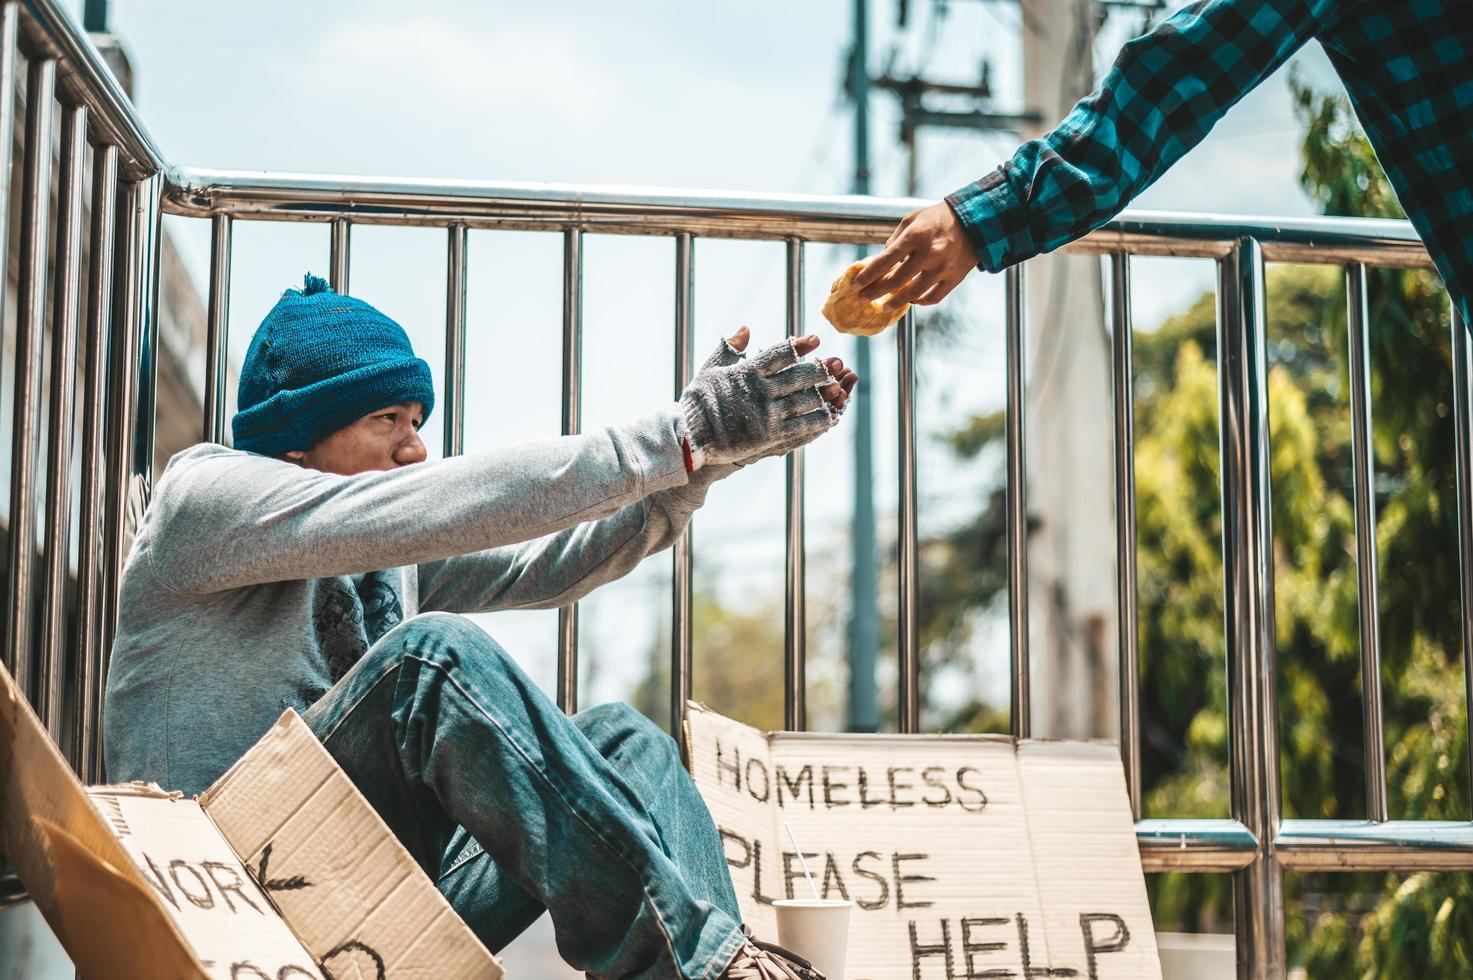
[147,179,1473,974]
[784,237,808,733]
[163,165,1434,266]
[1346,263,1388,822]
[18,0,165,178]
[1111,252,1142,820]
[73,141,118,784]
[38,97,86,740]
[4,53,55,709]
[1,0,1471,974]
[1005,264,1030,739]
[557,228,584,714]
[1217,238,1286,974]
[672,232,696,743]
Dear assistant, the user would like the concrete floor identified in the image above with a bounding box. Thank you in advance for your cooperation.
[0,903,72,980]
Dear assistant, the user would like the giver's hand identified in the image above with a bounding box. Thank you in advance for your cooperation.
[680,328,859,470]
[853,200,979,309]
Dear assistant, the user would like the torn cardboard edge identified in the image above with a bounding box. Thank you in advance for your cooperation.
[1,661,501,979]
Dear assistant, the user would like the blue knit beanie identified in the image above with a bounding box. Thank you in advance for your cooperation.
[232,274,436,455]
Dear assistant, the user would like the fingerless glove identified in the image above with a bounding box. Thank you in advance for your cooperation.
[679,338,838,470]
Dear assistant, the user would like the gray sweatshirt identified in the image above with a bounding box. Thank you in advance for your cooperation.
[104,407,712,795]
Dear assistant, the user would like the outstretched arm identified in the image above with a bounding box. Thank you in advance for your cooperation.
[856,0,1338,307]
[417,464,728,613]
[148,331,856,597]
[418,329,859,613]
[146,413,691,594]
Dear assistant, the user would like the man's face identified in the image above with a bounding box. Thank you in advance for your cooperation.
[284,401,428,475]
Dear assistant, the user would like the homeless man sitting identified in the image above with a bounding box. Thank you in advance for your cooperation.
[103,274,858,980]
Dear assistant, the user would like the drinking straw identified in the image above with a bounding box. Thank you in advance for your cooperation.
[783,821,822,901]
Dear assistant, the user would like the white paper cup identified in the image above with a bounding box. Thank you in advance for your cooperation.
[773,898,851,980]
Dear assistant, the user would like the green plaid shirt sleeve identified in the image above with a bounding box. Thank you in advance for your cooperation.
[947,0,1337,272]
[1327,2,1473,326]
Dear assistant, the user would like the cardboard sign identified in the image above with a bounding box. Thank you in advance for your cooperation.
[200,711,501,980]
[88,785,325,979]
[686,704,1161,980]
[0,661,501,979]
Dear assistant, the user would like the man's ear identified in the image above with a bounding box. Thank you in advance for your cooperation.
[283,449,307,465]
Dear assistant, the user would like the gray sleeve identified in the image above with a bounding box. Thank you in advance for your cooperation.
[416,465,731,613]
[144,409,688,594]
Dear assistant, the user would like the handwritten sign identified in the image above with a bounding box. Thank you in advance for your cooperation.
[199,710,502,980]
[89,785,325,980]
[686,704,1161,980]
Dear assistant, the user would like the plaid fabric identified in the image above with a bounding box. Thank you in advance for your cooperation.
[946,0,1473,324]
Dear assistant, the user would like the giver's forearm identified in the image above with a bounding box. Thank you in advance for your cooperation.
[949,0,1330,270]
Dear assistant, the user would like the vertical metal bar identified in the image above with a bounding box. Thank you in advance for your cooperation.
[1452,303,1473,820]
[557,228,583,713]
[5,57,56,705]
[74,143,118,783]
[1005,264,1031,738]
[39,101,87,743]
[0,1,17,697]
[671,232,695,740]
[1111,252,1142,819]
[1346,263,1387,822]
[140,182,163,487]
[203,214,232,444]
[785,237,808,731]
[102,176,163,711]
[1217,239,1286,979]
[849,327,879,732]
[100,179,140,728]
[444,225,468,458]
[896,307,920,734]
[329,217,351,294]
[0,4,17,342]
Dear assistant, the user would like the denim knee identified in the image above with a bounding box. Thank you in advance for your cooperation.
[388,612,524,686]
[576,702,678,766]
[396,610,494,651]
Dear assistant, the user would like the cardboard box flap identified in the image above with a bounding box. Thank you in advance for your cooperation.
[199,710,502,979]
[85,786,325,979]
[0,661,209,978]
[685,702,1162,979]
[34,814,207,979]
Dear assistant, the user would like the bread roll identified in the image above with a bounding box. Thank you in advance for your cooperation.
[821,261,909,336]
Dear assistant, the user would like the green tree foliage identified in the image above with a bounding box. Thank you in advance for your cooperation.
[633,591,843,734]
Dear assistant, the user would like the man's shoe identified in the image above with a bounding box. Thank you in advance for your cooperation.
[719,926,825,979]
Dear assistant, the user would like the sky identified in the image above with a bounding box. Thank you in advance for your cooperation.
[66,2,1349,968]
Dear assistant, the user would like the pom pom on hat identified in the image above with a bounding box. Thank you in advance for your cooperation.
[301,272,332,296]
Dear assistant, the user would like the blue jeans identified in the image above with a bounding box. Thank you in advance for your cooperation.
[301,612,745,979]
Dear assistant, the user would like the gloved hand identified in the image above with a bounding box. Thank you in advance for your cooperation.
[679,336,843,470]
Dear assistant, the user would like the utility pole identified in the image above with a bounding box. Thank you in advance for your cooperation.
[82,0,134,98]
[847,0,880,733]
[872,70,1040,196]
[82,0,107,31]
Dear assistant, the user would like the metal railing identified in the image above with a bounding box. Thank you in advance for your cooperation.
[0,2,1471,977]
